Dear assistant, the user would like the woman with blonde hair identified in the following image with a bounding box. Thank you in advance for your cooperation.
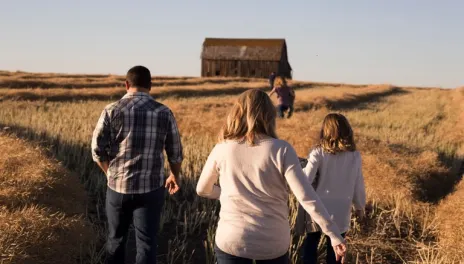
[297,113,366,264]
[196,89,347,264]
[269,76,295,118]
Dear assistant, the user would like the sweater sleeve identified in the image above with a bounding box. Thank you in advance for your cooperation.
[283,144,345,246]
[196,145,221,199]
[303,148,322,184]
[353,153,366,210]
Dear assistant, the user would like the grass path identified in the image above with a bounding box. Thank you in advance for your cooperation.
[0,132,98,264]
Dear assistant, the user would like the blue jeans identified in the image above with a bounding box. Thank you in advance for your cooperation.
[277,104,294,118]
[105,187,165,264]
[215,244,289,264]
[302,232,346,264]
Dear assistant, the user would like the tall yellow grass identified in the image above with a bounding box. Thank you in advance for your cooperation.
[0,71,462,263]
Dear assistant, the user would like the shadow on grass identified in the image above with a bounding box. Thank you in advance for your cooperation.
[12,75,192,81]
[295,87,409,112]
[361,138,462,204]
[0,77,258,89]
[0,131,101,263]
[0,83,311,102]
[0,124,107,263]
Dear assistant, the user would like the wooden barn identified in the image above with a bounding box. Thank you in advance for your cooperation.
[200,38,292,79]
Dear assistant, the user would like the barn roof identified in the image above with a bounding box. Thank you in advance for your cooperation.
[201,38,287,61]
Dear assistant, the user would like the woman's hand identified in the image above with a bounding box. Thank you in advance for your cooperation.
[333,243,347,263]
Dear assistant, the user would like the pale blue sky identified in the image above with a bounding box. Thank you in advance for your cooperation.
[1,1,463,88]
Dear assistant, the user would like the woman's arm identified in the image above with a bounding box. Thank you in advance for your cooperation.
[196,145,221,199]
[283,144,345,247]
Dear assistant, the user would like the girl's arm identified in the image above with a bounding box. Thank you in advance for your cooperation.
[283,144,345,247]
[353,153,366,213]
[196,146,221,199]
[303,148,322,183]
[268,87,276,97]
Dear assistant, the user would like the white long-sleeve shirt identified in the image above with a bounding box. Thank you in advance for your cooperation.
[196,138,345,260]
[303,147,366,233]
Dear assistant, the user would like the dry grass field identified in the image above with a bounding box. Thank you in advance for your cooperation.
[0,71,462,263]
[0,132,98,263]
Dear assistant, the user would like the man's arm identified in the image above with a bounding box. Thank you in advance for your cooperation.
[169,161,182,179]
[164,111,183,194]
[91,109,111,174]
[96,161,109,175]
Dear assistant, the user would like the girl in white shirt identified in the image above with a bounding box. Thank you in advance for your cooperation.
[196,90,347,264]
[298,113,366,264]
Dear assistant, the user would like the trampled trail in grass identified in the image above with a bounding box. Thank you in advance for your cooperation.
[0,133,98,264]
[0,71,463,263]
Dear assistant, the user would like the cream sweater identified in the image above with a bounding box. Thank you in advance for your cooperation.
[302,147,366,233]
[196,138,345,260]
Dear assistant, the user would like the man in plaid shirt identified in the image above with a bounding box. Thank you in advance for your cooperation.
[91,65,183,264]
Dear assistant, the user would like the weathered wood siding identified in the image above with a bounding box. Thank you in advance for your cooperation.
[200,38,293,79]
[202,59,283,78]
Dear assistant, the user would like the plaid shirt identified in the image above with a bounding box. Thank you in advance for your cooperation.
[91,92,183,194]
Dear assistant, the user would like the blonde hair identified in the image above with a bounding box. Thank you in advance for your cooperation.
[319,113,356,154]
[274,76,288,88]
[219,89,277,145]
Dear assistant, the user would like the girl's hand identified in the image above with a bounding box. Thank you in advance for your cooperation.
[333,243,347,263]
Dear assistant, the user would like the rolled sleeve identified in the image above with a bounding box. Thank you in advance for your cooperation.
[303,148,322,184]
[196,144,221,199]
[165,111,183,164]
[91,109,111,162]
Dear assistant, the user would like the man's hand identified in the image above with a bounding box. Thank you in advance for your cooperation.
[165,174,180,195]
[333,243,347,263]
[96,160,109,175]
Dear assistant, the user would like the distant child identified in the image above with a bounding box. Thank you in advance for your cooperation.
[269,76,295,118]
[269,72,276,89]
[296,113,366,264]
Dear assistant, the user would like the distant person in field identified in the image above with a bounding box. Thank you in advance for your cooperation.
[196,89,347,264]
[295,113,366,264]
[269,76,295,118]
[91,65,183,264]
[269,71,276,89]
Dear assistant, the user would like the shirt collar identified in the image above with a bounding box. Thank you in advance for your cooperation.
[122,91,153,99]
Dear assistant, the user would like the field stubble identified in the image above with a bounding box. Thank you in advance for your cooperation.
[0,71,462,263]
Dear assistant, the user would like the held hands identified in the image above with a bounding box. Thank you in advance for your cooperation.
[165,174,180,195]
[333,243,347,263]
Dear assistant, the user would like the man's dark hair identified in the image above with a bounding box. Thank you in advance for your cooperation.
[126,65,152,89]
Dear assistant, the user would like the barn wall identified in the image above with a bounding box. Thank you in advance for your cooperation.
[278,60,292,79]
[278,44,292,79]
[201,59,279,78]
